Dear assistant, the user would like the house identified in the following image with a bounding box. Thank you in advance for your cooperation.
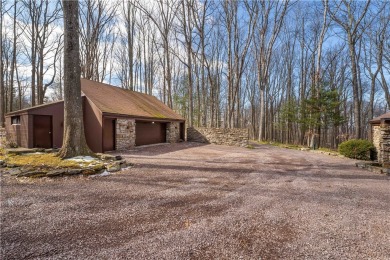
[5,79,185,153]
[369,112,390,167]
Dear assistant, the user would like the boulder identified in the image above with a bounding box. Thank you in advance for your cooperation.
[118,159,127,165]
[115,155,123,160]
[46,169,67,177]
[82,169,96,175]
[98,154,115,161]
[17,170,46,177]
[8,168,22,176]
[106,162,121,172]
[65,169,82,175]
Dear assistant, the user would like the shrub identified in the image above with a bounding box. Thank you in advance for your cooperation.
[338,139,376,160]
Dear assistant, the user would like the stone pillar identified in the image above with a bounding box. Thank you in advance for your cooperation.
[372,125,381,161]
[115,118,135,150]
[0,127,6,148]
[166,122,180,143]
[379,120,390,167]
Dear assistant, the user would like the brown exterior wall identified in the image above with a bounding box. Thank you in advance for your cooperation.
[28,102,64,148]
[5,114,29,147]
[187,127,249,147]
[84,97,103,153]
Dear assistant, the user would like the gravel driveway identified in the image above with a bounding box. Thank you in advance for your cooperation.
[1,142,390,259]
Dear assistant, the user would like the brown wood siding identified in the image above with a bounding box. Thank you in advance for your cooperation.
[29,102,64,148]
[4,114,29,147]
[84,97,103,153]
[135,121,166,146]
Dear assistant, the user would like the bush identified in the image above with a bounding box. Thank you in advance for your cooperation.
[338,139,376,160]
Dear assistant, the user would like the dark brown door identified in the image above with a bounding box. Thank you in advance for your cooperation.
[103,118,116,152]
[33,115,52,148]
[135,122,166,146]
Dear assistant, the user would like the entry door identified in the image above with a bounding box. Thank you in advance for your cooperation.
[103,118,116,152]
[33,115,52,148]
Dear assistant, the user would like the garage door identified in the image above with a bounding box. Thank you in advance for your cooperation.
[135,122,166,146]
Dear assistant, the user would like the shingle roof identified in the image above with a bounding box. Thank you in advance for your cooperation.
[369,112,390,124]
[81,79,184,121]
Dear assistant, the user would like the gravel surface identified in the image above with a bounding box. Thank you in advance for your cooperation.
[1,142,390,259]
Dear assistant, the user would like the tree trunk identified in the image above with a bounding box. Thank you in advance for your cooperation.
[0,0,4,127]
[59,0,92,158]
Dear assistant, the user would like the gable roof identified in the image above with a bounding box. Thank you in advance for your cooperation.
[6,100,64,116]
[370,112,390,124]
[81,79,184,120]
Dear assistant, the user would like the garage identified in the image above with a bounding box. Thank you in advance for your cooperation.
[135,121,166,146]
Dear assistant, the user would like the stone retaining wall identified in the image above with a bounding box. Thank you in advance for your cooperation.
[187,127,248,147]
[116,119,135,150]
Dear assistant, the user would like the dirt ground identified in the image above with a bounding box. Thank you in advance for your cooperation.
[1,142,390,259]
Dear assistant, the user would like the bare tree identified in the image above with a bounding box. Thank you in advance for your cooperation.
[255,0,289,140]
[0,0,4,127]
[328,0,371,138]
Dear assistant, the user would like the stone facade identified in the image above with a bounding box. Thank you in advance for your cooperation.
[372,125,381,161]
[115,119,135,150]
[0,128,6,148]
[379,123,390,167]
[187,127,248,147]
[166,122,181,143]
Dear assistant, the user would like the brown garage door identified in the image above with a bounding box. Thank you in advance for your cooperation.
[33,115,52,148]
[135,121,166,146]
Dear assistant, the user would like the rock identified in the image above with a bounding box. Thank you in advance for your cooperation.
[115,155,123,160]
[0,160,4,165]
[17,170,46,177]
[91,164,104,171]
[8,168,22,176]
[106,162,121,172]
[118,159,127,165]
[355,162,366,169]
[6,163,17,168]
[82,169,96,175]
[65,169,82,175]
[98,154,115,161]
[46,169,66,177]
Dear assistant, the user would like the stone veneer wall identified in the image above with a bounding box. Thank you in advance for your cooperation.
[372,125,381,162]
[116,119,135,150]
[379,123,390,167]
[187,127,248,147]
[166,122,181,143]
[0,128,6,148]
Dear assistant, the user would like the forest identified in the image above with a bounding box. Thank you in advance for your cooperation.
[0,0,389,149]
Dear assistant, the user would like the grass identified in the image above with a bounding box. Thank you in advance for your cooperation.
[3,153,104,169]
[252,140,340,154]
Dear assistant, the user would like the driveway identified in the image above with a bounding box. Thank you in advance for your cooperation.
[1,142,389,259]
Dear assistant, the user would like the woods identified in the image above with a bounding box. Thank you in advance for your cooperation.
[0,0,389,148]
